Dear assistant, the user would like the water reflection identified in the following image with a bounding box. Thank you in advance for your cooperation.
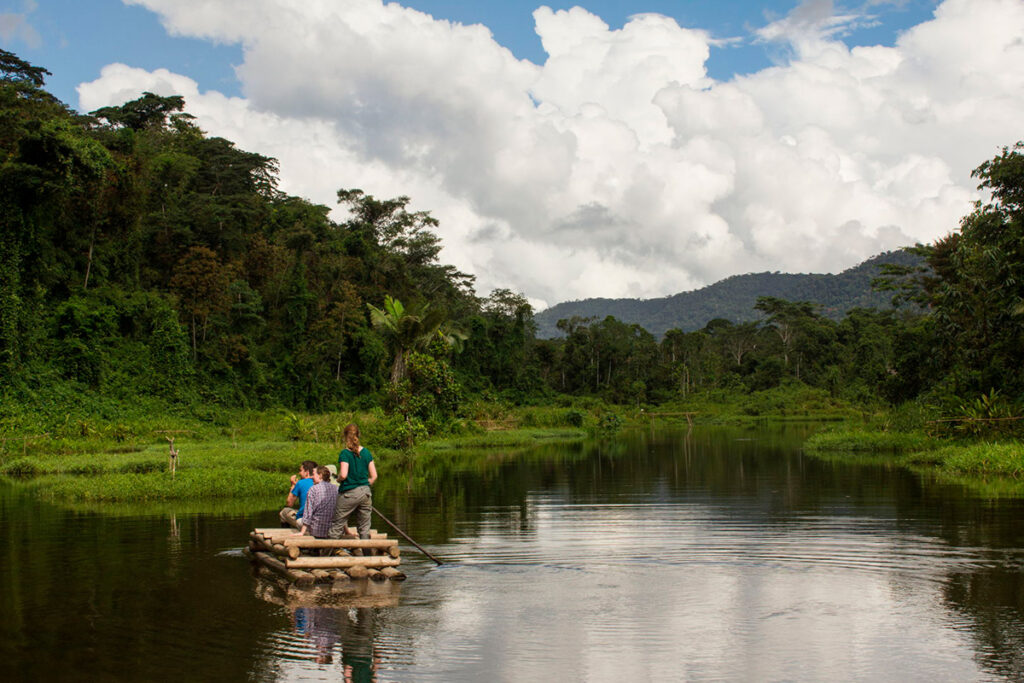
[294,607,340,665]
[250,577,398,680]
[290,607,379,679]
[249,579,388,680]
[368,425,1024,681]
[252,575,402,610]
[3,426,1024,681]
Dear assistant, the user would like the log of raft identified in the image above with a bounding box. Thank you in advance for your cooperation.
[346,565,369,580]
[252,551,315,587]
[286,555,400,569]
[249,532,301,559]
[253,527,388,539]
[379,567,406,581]
[282,537,397,550]
[252,531,398,560]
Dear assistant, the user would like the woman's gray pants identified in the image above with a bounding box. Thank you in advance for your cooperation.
[328,485,372,539]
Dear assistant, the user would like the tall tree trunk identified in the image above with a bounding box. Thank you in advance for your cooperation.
[335,314,346,381]
[83,236,94,290]
[390,350,406,385]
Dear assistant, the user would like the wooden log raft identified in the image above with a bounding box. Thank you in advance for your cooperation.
[248,526,405,581]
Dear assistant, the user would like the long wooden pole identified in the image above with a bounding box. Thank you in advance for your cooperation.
[372,506,444,566]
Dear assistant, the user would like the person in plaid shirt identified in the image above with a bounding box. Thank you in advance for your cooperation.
[298,466,339,543]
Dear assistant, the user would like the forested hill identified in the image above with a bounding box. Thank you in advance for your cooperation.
[5,49,1023,422]
[0,50,544,415]
[534,250,923,338]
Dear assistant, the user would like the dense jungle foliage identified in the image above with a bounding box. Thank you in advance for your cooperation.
[2,50,1023,439]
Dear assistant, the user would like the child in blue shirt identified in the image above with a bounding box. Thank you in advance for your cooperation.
[279,459,318,529]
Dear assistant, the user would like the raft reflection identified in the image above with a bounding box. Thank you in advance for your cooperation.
[254,577,395,680]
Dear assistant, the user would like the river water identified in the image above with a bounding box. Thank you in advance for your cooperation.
[2,425,1024,681]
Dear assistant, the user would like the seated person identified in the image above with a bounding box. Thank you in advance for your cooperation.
[279,460,317,529]
[297,466,340,548]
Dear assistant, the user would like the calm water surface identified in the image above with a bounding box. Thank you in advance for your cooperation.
[2,425,1024,681]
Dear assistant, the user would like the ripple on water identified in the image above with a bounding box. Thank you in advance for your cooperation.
[435,501,1013,584]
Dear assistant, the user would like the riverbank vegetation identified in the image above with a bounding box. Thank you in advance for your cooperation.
[2,50,1023,497]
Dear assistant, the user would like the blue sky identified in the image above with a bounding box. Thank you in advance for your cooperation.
[5,0,939,111]
[2,0,1019,308]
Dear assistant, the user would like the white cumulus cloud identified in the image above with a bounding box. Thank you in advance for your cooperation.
[77,0,1024,309]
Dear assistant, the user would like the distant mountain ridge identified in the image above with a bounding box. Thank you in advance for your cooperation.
[533,250,921,338]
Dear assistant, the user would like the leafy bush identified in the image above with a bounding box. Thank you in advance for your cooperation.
[374,414,428,449]
[595,412,623,435]
[564,409,585,427]
[882,401,937,433]
[283,412,313,441]
[951,390,1023,438]
[739,383,850,418]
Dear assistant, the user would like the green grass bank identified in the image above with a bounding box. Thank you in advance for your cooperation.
[1,383,844,506]
[804,404,1024,495]
[7,380,1019,506]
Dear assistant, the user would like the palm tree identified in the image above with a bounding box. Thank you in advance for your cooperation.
[437,320,469,355]
[367,296,446,385]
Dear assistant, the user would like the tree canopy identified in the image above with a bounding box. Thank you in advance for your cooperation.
[2,49,1022,431]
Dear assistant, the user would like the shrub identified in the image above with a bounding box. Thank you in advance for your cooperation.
[882,401,936,433]
[374,414,428,449]
[564,409,585,428]
[594,412,623,435]
[951,390,1024,439]
[283,412,313,441]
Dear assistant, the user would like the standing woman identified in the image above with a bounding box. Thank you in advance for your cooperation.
[328,423,378,541]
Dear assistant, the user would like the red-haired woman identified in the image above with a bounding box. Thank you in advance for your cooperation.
[328,423,378,540]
